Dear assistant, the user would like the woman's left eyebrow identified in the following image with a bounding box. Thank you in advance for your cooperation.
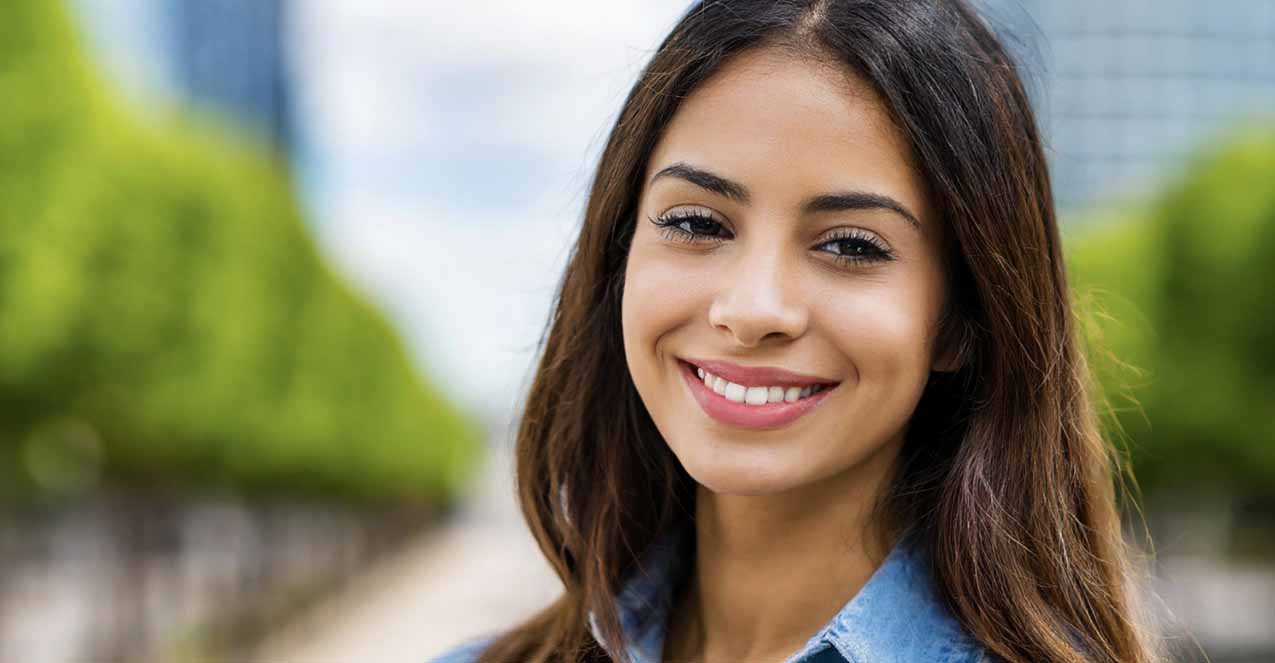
[649,161,921,231]
[803,191,921,231]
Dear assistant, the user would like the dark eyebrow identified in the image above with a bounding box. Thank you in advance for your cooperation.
[802,192,922,230]
[650,162,750,203]
[649,161,922,231]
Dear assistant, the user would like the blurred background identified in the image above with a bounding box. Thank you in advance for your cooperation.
[0,1,1270,662]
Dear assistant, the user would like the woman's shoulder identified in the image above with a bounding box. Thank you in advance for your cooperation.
[425,634,497,663]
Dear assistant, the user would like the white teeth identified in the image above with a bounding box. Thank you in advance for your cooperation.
[744,386,768,405]
[698,368,825,407]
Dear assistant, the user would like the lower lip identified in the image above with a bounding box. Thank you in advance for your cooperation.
[679,360,837,430]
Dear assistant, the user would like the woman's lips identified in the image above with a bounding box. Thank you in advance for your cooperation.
[678,359,837,430]
[682,357,837,387]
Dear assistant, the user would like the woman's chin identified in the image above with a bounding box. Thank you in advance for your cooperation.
[682,460,806,497]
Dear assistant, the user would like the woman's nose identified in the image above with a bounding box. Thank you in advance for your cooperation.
[706,245,809,348]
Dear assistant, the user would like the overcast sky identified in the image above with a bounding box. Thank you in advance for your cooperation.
[71,0,695,425]
[287,1,693,423]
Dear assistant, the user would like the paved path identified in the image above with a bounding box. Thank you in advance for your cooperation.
[252,438,562,662]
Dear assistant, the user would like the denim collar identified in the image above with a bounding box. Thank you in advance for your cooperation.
[587,524,988,663]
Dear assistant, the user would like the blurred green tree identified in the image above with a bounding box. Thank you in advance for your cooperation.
[0,0,483,504]
[1069,123,1275,498]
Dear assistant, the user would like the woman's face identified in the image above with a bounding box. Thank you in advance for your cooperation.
[621,48,954,496]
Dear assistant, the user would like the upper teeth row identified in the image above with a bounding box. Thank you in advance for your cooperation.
[696,367,823,405]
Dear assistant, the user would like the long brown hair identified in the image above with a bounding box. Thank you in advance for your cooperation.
[478,1,1156,662]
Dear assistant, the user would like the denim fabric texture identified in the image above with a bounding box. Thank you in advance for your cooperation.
[428,524,992,663]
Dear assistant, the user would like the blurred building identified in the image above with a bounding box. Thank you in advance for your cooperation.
[170,0,293,149]
[985,0,1275,211]
[71,0,293,151]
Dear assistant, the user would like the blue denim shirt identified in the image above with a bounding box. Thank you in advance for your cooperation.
[429,524,993,663]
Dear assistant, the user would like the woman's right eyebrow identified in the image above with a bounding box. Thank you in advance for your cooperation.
[650,162,750,203]
[649,161,921,232]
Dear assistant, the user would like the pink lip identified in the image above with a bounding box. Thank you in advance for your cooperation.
[682,358,837,388]
[678,359,838,430]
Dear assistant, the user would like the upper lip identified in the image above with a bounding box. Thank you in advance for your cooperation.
[681,358,839,388]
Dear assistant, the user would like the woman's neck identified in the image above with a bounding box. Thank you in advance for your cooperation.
[662,437,902,663]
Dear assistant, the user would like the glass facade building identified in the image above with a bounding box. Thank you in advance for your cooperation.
[986,0,1275,210]
[72,0,292,150]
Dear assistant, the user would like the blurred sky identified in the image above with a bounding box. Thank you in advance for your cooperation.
[286,2,694,423]
[71,0,695,423]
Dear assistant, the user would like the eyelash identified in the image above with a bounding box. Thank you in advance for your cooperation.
[648,209,895,267]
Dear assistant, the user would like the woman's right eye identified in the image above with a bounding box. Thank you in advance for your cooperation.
[649,209,731,245]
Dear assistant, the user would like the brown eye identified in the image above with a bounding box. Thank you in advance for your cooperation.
[649,210,732,244]
[817,229,894,266]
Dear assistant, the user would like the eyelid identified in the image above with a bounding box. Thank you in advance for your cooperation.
[820,226,891,250]
[659,204,731,227]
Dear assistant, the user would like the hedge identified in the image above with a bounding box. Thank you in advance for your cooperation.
[0,0,483,504]
[1068,122,1275,497]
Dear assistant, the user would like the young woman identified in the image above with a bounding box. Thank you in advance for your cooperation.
[433,1,1157,661]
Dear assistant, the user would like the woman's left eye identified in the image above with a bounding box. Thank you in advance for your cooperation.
[817,231,894,266]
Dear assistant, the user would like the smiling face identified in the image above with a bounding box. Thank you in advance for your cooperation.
[620,47,955,497]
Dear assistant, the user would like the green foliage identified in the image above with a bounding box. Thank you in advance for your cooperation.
[1068,122,1275,497]
[0,0,483,503]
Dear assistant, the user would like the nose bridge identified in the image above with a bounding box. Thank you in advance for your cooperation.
[708,235,808,346]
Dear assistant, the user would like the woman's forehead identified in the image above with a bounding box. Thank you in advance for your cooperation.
[644,47,929,224]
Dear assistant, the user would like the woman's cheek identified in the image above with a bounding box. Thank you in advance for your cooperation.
[827,276,936,391]
[622,241,706,368]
